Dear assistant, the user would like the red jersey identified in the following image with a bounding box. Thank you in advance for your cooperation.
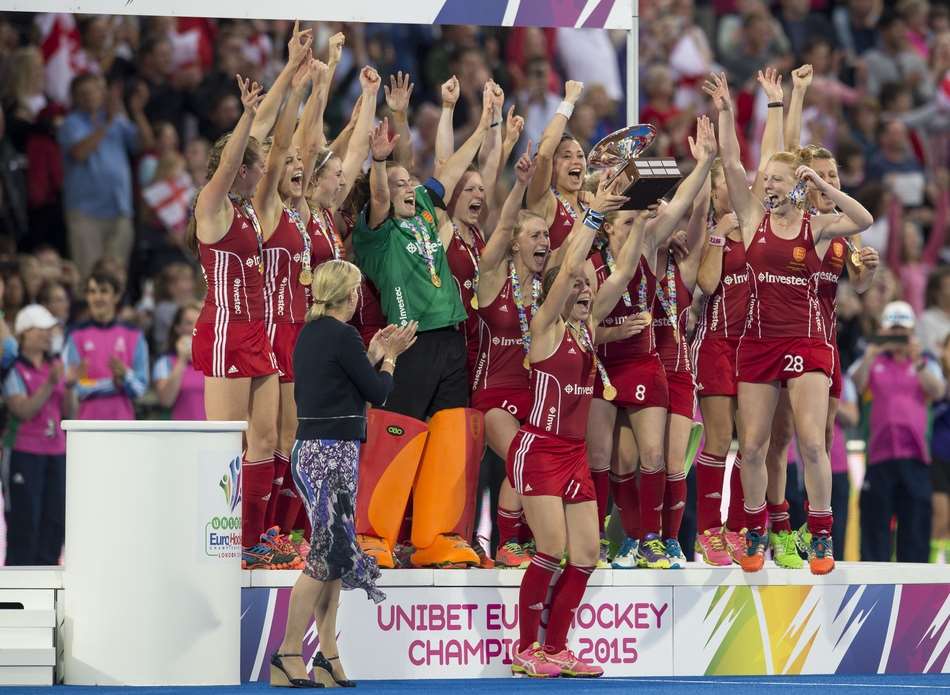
[592,252,657,364]
[817,237,847,342]
[446,223,485,312]
[472,275,532,392]
[653,257,693,373]
[309,206,344,265]
[263,208,309,325]
[197,199,265,324]
[549,191,584,250]
[694,236,749,341]
[336,210,386,346]
[526,325,595,441]
[743,212,829,340]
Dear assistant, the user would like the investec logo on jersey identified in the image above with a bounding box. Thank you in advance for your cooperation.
[491,335,523,347]
[564,383,594,396]
[653,316,673,327]
[232,278,242,314]
[756,271,808,287]
[277,277,289,316]
[721,272,747,286]
[814,270,839,283]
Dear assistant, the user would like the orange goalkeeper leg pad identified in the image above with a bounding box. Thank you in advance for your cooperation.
[410,408,484,567]
[355,409,428,569]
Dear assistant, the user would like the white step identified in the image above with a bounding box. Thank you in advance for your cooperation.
[0,589,55,628]
[0,666,54,686]
[0,648,55,666]
[0,627,53,649]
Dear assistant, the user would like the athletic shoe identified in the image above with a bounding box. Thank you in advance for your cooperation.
[357,534,394,569]
[795,524,812,555]
[597,536,611,569]
[664,538,687,568]
[808,535,835,575]
[543,648,604,678]
[261,527,304,569]
[242,542,301,570]
[723,527,747,565]
[611,537,639,569]
[522,539,536,557]
[695,529,732,566]
[495,541,530,569]
[739,530,768,573]
[473,536,495,569]
[511,642,560,678]
[637,533,671,569]
[770,530,804,569]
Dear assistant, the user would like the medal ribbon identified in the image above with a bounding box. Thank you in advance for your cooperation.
[230,194,264,274]
[655,254,679,339]
[312,207,344,260]
[573,321,614,397]
[510,260,541,363]
[596,238,632,307]
[285,206,312,278]
[552,187,586,221]
[453,223,481,300]
[402,215,440,286]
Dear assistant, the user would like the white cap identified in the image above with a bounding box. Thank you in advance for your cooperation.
[881,301,915,329]
[14,305,58,335]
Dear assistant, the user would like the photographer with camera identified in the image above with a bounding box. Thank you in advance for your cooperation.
[850,301,945,563]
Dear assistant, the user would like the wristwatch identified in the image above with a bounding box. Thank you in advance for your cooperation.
[708,235,726,247]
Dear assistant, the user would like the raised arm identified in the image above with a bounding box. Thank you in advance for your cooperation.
[704,72,762,244]
[752,67,786,201]
[384,71,414,170]
[329,94,362,160]
[194,76,263,243]
[337,67,382,207]
[784,64,812,152]
[435,76,460,169]
[435,83,492,201]
[477,82,506,213]
[476,149,535,298]
[251,21,311,142]
[697,212,739,295]
[368,118,399,229]
[800,166,874,239]
[501,105,525,173]
[294,57,329,161]
[679,173,712,290]
[526,80,584,214]
[593,210,651,324]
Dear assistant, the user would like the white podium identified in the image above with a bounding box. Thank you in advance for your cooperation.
[61,420,246,685]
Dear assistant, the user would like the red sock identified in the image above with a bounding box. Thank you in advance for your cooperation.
[662,471,687,539]
[767,500,791,533]
[695,452,726,532]
[266,451,289,530]
[807,507,833,537]
[544,564,594,653]
[242,456,274,547]
[726,454,745,532]
[744,501,767,535]
[518,552,558,649]
[609,471,640,539]
[497,507,522,545]
[518,513,534,544]
[591,469,609,534]
[638,468,666,540]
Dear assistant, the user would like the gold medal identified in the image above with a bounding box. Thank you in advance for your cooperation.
[603,384,617,401]
[850,251,863,267]
[642,311,653,323]
[432,274,442,288]
[470,295,479,310]
[523,356,530,370]
[298,268,313,286]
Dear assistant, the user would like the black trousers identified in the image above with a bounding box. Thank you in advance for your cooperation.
[4,451,66,566]
[382,327,468,421]
[860,459,932,563]
[830,471,850,561]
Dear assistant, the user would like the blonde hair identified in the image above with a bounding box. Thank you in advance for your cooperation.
[768,150,805,170]
[510,210,547,252]
[307,260,362,321]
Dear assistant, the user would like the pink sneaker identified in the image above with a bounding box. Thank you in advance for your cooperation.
[695,529,732,566]
[511,642,560,678]
[723,527,747,565]
[542,648,604,678]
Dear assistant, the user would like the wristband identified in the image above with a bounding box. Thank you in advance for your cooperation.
[383,357,397,368]
[583,209,605,231]
[708,235,726,247]
[372,156,388,163]
[767,101,783,108]
[490,121,501,128]
[556,101,575,119]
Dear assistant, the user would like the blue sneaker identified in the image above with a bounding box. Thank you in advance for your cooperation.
[611,537,639,569]
[664,538,687,568]
[637,533,671,569]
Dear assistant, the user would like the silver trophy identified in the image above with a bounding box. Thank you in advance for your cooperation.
[588,124,682,210]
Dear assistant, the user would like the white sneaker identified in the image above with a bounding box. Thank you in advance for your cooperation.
[610,537,639,569]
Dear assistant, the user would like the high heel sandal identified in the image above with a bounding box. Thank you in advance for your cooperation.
[312,652,356,688]
[270,653,323,688]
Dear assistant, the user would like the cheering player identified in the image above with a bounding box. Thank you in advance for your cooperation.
[710,70,873,574]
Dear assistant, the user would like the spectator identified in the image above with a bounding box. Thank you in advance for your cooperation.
[556,28,623,105]
[899,0,933,60]
[2,304,75,566]
[867,119,924,188]
[37,279,71,355]
[153,300,204,420]
[0,108,28,243]
[833,0,883,58]
[136,34,191,136]
[886,183,948,314]
[719,11,789,88]
[150,261,197,350]
[184,137,210,188]
[0,273,16,370]
[137,120,180,186]
[515,57,560,156]
[863,9,933,103]
[851,301,944,563]
[57,74,152,278]
[919,266,950,356]
[931,333,950,562]
[139,151,196,272]
[63,271,149,421]
[778,0,838,60]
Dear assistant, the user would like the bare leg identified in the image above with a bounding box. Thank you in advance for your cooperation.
[247,374,280,460]
[736,381,782,512]
[486,409,524,516]
[564,501,600,566]
[698,395,737,458]
[314,579,347,682]
[521,495,568,559]
[277,382,298,457]
[765,390,794,506]
[787,373,831,510]
[277,572,327,681]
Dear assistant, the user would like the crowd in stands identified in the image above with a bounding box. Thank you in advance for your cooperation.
[0,0,948,565]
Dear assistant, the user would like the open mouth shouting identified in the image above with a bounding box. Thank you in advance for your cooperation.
[567,166,583,186]
[468,198,483,218]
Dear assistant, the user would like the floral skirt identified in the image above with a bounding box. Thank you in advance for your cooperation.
[290,438,385,604]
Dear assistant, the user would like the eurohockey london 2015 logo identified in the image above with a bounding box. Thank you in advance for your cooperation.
[205,456,242,559]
